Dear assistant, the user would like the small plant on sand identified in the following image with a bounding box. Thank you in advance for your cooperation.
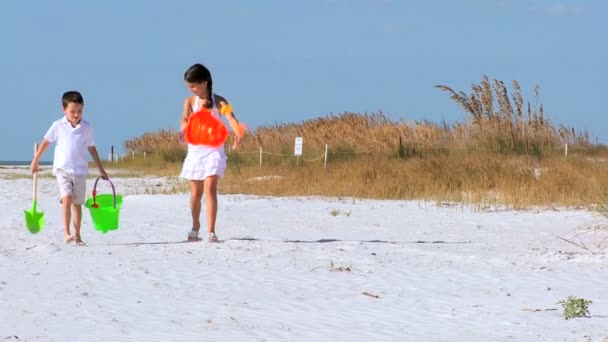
[329,209,351,217]
[557,296,592,319]
[310,260,352,272]
[329,261,352,272]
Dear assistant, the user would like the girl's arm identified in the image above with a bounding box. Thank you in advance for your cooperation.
[180,97,193,132]
[30,140,51,173]
[216,95,245,148]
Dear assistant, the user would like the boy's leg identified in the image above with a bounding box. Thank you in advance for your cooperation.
[72,204,83,243]
[56,171,74,243]
[61,196,74,242]
[203,176,219,235]
[72,175,87,244]
[189,180,204,232]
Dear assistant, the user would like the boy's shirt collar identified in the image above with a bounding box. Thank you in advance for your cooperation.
[62,116,83,129]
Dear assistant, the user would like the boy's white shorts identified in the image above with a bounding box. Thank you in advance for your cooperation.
[55,170,87,205]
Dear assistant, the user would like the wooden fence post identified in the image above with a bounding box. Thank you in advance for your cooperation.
[324,143,328,170]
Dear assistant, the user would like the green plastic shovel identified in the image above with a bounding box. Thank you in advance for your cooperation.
[25,143,44,234]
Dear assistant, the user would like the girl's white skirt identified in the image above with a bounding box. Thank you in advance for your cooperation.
[180,149,227,180]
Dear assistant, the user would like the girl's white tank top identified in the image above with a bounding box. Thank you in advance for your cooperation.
[187,95,227,156]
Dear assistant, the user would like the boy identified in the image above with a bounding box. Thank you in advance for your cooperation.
[30,91,108,245]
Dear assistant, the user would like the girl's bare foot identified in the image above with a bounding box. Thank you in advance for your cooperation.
[64,234,74,244]
[207,232,219,243]
[187,229,201,241]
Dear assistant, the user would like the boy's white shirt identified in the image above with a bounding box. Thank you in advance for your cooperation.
[44,116,95,176]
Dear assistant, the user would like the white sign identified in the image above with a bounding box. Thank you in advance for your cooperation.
[294,137,303,156]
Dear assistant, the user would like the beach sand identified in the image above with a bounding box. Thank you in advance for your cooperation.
[1,167,607,341]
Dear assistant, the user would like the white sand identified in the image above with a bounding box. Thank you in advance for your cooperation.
[1,167,607,341]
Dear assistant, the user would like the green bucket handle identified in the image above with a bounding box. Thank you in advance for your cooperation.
[91,177,117,209]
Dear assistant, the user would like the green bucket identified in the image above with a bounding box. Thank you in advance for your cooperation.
[85,177,122,233]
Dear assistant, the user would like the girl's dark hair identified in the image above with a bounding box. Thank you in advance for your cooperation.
[184,63,213,109]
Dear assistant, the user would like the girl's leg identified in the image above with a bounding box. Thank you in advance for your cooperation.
[72,204,83,243]
[61,195,74,243]
[190,180,204,232]
[203,175,219,235]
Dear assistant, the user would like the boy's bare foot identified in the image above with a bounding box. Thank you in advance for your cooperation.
[74,236,86,246]
[64,235,74,244]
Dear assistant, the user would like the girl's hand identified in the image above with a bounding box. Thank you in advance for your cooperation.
[232,135,242,150]
[179,121,188,142]
[231,123,247,150]
[100,169,109,180]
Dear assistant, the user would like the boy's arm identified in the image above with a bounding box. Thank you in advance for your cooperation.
[30,140,51,173]
[88,146,109,180]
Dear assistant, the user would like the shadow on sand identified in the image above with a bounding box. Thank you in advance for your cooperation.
[106,237,472,247]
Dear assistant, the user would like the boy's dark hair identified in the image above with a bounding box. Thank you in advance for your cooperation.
[184,63,213,109]
[62,91,84,108]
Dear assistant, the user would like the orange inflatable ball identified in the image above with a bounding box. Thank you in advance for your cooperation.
[185,109,229,146]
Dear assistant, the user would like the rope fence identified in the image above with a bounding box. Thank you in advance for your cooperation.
[108,144,330,167]
[106,141,603,168]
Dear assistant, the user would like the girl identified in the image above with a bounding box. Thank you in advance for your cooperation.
[180,63,244,242]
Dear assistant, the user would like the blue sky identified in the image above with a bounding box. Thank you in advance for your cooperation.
[0,0,606,161]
